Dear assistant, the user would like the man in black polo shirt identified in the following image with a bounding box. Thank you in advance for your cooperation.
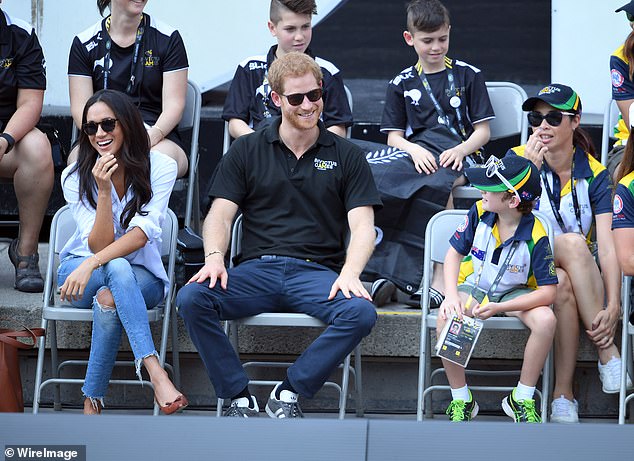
[0,7,52,293]
[177,52,381,419]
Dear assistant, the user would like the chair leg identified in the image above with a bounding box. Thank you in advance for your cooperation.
[171,303,181,389]
[49,321,62,411]
[338,353,351,420]
[620,311,630,424]
[354,345,364,417]
[541,347,552,423]
[32,318,48,414]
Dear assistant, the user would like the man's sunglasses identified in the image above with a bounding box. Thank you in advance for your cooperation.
[527,111,576,128]
[82,118,118,136]
[281,88,322,106]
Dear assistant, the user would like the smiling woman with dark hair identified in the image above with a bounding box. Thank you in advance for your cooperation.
[59,89,186,415]
[510,83,627,424]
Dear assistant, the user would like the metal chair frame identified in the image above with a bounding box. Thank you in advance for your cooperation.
[32,206,179,415]
[416,209,554,422]
[215,215,363,419]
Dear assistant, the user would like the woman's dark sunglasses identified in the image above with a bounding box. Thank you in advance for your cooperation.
[527,111,575,128]
[627,12,634,22]
[82,118,118,135]
[282,88,322,106]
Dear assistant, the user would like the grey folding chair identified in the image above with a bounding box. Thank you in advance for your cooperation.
[344,84,353,138]
[600,99,620,167]
[417,209,554,422]
[453,81,529,201]
[619,274,634,424]
[215,215,363,419]
[178,80,202,233]
[32,205,179,415]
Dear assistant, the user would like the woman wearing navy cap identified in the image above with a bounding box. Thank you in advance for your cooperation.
[510,84,627,423]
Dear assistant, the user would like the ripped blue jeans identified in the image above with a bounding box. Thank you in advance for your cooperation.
[57,256,164,406]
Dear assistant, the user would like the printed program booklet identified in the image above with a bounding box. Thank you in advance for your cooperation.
[435,315,484,368]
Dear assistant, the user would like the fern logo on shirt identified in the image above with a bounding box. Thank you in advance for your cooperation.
[314,158,338,171]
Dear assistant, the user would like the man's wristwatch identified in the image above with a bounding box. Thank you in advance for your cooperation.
[0,133,15,153]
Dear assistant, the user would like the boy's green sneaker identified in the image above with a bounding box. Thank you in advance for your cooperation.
[445,393,479,422]
[502,390,541,423]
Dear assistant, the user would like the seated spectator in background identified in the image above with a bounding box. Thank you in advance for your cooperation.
[613,114,634,275]
[511,84,629,424]
[68,0,189,177]
[222,0,352,140]
[439,155,556,423]
[375,0,493,306]
[58,89,186,415]
[177,52,381,419]
[0,7,53,293]
[607,0,634,179]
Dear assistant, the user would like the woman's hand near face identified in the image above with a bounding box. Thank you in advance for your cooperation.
[92,154,118,191]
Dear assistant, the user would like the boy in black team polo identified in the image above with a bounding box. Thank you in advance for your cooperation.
[222,0,352,140]
[177,52,381,418]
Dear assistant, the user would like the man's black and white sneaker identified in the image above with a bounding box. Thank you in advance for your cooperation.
[371,278,396,307]
[265,383,304,419]
[223,396,259,417]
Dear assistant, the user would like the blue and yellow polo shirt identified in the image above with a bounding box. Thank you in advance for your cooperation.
[611,45,633,146]
[613,170,634,229]
[510,147,612,237]
[450,201,558,296]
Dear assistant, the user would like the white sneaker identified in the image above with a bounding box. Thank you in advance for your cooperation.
[598,356,633,394]
[550,395,579,423]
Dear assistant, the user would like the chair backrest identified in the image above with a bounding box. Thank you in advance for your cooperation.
[45,205,178,306]
[420,208,555,311]
[601,99,620,166]
[344,84,353,138]
[230,214,243,266]
[181,80,202,230]
[485,81,529,144]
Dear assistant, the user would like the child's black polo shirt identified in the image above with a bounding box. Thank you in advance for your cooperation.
[222,45,353,131]
[209,117,381,271]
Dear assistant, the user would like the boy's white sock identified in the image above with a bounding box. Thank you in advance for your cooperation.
[450,385,471,402]
[514,381,536,401]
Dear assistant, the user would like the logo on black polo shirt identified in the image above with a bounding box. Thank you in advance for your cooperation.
[144,50,159,67]
[314,158,338,171]
[0,58,13,69]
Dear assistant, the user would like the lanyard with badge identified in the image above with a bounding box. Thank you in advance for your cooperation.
[464,239,520,311]
[417,59,484,165]
[417,59,467,140]
[540,156,583,235]
[103,14,145,95]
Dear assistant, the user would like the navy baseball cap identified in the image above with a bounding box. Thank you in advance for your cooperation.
[465,155,541,202]
[616,1,634,15]
[522,83,582,114]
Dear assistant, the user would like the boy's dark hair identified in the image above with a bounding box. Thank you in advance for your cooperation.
[268,52,322,95]
[501,192,535,215]
[406,0,450,33]
[270,0,317,23]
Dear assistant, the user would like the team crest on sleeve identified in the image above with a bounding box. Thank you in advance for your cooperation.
[548,261,556,277]
[457,215,469,232]
[614,194,624,214]
[612,69,625,88]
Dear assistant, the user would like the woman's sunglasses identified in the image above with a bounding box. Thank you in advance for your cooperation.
[281,88,322,106]
[527,110,575,128]
[82,118,118,136]
[627,11,634,22]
